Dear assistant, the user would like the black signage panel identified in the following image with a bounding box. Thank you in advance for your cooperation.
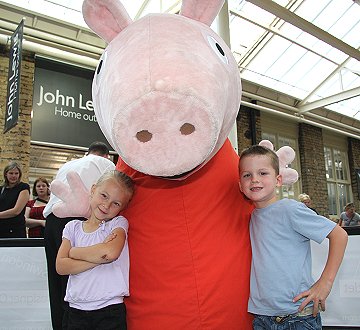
[4,19,24,133]
[31,59,110,150]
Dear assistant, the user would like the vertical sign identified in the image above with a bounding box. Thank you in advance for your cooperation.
[4,19,24,133]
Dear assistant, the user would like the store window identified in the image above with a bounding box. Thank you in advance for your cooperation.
[324,146,352,216]
[261,132,300,200]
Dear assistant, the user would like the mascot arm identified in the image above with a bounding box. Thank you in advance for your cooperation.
[50,171,91,218]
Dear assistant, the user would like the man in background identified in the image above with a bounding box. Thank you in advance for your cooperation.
[43,141,115,330]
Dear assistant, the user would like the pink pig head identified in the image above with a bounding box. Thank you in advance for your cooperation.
[82,0,241,177]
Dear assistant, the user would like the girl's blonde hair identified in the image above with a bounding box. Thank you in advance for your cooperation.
[298,193,310,203]
[95,170,134,197]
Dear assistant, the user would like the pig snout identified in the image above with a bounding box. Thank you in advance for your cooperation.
[136,122,195,143]
[112,91,218,177]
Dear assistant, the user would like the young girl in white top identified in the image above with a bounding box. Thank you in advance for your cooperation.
[56,170,134,330]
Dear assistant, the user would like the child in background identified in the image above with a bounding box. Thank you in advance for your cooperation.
[25,177,50,238]
[56,170,134,330]
[238,145,347,330]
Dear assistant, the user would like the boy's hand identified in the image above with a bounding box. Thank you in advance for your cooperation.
[293,278,332,316]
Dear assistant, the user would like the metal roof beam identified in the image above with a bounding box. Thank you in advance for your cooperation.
[241,100,360,140]
[298,52,359,106]
[230,9,338,66]
[245,0,360,61]
[298,86,360,113]
[135,0,151,20]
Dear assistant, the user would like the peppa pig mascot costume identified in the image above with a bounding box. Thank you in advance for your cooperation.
[57,0,254,328]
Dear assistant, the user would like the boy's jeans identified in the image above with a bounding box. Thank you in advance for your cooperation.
[253,312,321,330]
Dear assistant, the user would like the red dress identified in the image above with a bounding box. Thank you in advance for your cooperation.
[117,140,253,330]
[26,199,46,238]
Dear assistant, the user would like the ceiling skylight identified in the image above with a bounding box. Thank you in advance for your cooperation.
[2,0,359,121]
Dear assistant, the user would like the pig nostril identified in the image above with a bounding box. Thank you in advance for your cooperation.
[180,123,195,135]
[136,130,153,143]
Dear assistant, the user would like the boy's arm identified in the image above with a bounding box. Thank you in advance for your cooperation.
[69,228,126,264]
[56,238,98,275]
[293,225,348,316]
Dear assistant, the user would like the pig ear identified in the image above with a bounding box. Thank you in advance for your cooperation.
[180,0,225,26]
[82,0,133,43]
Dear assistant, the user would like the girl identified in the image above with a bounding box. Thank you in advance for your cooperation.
[56,170,134,330]
[25,177,50,238]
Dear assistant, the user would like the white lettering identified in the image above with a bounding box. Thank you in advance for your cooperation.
[37,85,44,106]
[44,91,55,104]
[86,99,94,111]
[6,104,12,121]
[79,94,94,111]
[55,89,75,107]
[79,93,86,109]
[83,113,97,122]
[6,33,20,124]
[37,86,92,110]
[54,107,81,119]
[7,81,17,104]
[8,38,18,81]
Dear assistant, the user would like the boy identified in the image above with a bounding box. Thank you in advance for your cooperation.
[238,145,347,329]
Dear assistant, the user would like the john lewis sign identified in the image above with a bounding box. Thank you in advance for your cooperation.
[31,58,109,149]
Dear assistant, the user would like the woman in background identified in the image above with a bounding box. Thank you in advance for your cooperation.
[0,161,30,238]
[25,177,50,238]
[339,202,360,227]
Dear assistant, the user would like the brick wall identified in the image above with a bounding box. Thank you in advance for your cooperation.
[348,137,360,208]
[298,123,328,216]
[0,45,35,184]
[236,105,261,153]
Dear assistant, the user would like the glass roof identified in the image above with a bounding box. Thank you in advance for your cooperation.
[230,0,360,120]
[2,0,360,121]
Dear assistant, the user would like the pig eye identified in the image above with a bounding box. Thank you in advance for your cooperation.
[94,50,108,91]
[207,35,228,65]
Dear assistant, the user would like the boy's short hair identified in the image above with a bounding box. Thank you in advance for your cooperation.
[239,145,279,175]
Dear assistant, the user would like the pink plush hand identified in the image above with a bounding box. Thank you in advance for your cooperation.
[51,171,91,218]
[259,140,299,185]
